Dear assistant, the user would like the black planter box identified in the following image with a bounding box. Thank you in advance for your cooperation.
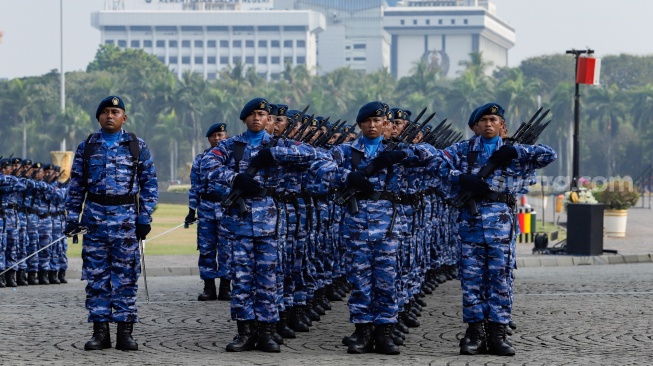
[566,203,604,255]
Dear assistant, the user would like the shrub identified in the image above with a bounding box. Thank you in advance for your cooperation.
[593,177,640,210]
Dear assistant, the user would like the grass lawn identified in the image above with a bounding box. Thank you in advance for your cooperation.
[66,203,197,257]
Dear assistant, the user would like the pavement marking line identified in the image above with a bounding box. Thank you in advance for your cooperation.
[518,291,653,296]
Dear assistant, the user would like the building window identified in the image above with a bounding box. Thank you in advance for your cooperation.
[438,19,443,25]
[156,40,165,48]
[220,56,229,64]
[464,19,468,24]
[258,56,267,64]
[284,40,293,48]
[195,56,203,64]
[105,40,114,45]
[208,56,216,64]
[451,19,455,24]
[219,40,229,48]
[353,44,366,49]
[130,40,140,48]
[208,40,216,48]
[246,40,254,48]
[297,40,306,48]
[245,56,254,64]
[117,40,127,48]
[195,40,203,47]
[345,57,350,61]
[426,19,430,25]
[169,40,178,47]
[258,40,267,47]
[271,56,280,64]
[208,73,217,80]
[182,56,190,64]
[233,56,242,64]
[284,56,292,65]
[345,45,351,50]
[157,56,165,64]
[297,56,306,64]
[353,57,366,61]
[271,40,280,48]
[144,40,152,48]
[182,40,191,48]
[170,56,178,64]
[413,19,417,25]
[258,26,280,32]
[233,40,242,47]
[400,19,404,25]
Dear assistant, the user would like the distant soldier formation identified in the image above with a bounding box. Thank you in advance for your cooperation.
[1,95,556,357]
[0,158,69,288]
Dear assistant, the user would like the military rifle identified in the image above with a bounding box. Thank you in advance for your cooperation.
[448,108,551,215]
[313,119,345,147]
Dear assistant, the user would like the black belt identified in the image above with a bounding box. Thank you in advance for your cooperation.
[86,193,137,206]
[200,193,223,202]
[354,191,402,203]
[485,192,516,206]
[38,213,50,219]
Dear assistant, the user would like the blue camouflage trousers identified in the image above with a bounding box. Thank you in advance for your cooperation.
[346,237,400,324]
[38,215,53,271]
[81,202,141,323]
[4,209,20,271]
[0,214,5,270]
[26,213,40,272]
[49,214,65,272]
[17,211,28,271]
[197,200,224,280]
[230,235,279,323]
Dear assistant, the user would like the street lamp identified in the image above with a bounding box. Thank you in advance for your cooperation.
[565,48,594,189]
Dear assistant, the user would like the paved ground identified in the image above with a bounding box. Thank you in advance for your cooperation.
[1,263,652,365]
[2,201,651,365]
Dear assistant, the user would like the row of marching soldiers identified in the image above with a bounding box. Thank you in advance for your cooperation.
[0,158,69,287]
[188,98,556,356]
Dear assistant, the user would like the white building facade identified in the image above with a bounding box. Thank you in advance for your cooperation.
[91,0,514,79]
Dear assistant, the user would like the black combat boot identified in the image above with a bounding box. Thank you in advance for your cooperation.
[288,306,309,332]
[27,271,38,285]
[5,269,18,287]
[487,322,515,356]
[342,324,363,346]
[401,303,420,328]
[325,284,343,301]
[305,299,321,321]
[460,322,487,355]
[509,320,517,330]
[316,288,331,311]
[393,323,406,340]
[58,269,68,284]
[226,320,257,352]
[374,324,400,355]
[277,310,296,339]
[396,317,409,334]
[217,278,231,301]
[311,296,326,316]
[346,323,374,354]
[256,322,281,352]
[115,322,138,351]
[198,278,218,301]
[0,273,6,288]
[414,294,427,307]
[48,270,61,284]
[16,269,28,286]
[84,322,111,350]
[38,270,49,285]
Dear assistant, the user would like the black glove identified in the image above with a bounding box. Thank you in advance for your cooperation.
[346,171,374,192]
[232,173,262,196]
[459,174,491,196]
[369,150,407,174]
[184,208,196,225]
[489,145,518,166]
[250,148,275,169]
[63,221,82,237]
[136,223,151,241]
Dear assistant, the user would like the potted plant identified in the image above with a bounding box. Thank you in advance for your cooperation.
[593,177,640,237]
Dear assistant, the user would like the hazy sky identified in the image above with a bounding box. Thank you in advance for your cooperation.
[1,0,652,80]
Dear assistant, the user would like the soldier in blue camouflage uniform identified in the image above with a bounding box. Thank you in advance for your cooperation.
[437,103,556,356]
[11,158,31,286]
[311,101,439,355]
[64,96,158,351]
[186,122,231,301]
[1,159,28,287]
[204,98,316,353]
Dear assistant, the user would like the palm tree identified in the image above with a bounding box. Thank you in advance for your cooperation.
[549,82,575,179]
[586,83,628,176]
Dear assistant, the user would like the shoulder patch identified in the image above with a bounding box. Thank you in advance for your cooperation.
[211,147,222,156]
[444,150,451,159]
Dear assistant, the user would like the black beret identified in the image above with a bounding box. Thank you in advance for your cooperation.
[356,101,386,123]
[22,159,32,166]
[404,110,413,123]
[11,157,22,165]
[206,123,227,137]
[286,109,302,123]
[309,116,321,127]
[468,106,481,127]
[472,103,505,125]
[96,96,125,120]
[0,159,10,168]
[382,103,394,122]
[43,164,54,170]
[301,114,311,124]
[269,104,278,115]
[31,162,42,170]
[240,97,271,121]
[275,104,288,117]
[390,108,406,122]
[54,166,61,172]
